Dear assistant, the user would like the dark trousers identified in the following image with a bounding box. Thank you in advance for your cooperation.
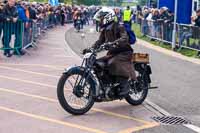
[0,23,3,37]
[96,21,99,32]
[124,21,132,27]
[73,20,76,28]
[2,22,22,54]
[85,17,89,25]
[61,15,65,26]
[179,32,192,46]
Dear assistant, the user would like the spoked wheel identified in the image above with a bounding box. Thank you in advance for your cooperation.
[57,69,95,115]
[125,76,149,105]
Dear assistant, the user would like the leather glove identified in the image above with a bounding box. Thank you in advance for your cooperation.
[104,44,111,50]
[82,48,91,54]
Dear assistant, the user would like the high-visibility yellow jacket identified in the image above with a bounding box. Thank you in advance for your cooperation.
[123,9,131,21]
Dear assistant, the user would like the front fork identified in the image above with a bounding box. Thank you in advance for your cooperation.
[73,68,92,97]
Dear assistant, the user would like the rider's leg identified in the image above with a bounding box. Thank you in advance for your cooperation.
[118,76,130,97]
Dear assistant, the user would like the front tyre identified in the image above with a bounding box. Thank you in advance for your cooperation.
[57,68,95,115]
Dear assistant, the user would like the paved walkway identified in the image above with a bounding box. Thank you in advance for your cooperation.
[0,25,163,133]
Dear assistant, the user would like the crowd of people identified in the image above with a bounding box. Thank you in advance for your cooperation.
[0,0,199,57]
[0,0,99,57]
[135,5,200,50]
[136,6,174,42]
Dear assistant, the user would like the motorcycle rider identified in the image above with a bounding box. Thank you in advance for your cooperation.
[83,7,136,97]
[73,7,83,29]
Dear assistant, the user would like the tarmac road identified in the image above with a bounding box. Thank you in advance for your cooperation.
[0,25,161,133]
[0,24,199,133]
[65,25,200,132]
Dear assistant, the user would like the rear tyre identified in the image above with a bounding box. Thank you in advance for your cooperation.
[125,75,149,105]
[125,88,148,105]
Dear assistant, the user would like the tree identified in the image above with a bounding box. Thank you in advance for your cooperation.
[74,0,101,5]
[138,0,147,6]
[137,0,157,7]
[64,0,72,4]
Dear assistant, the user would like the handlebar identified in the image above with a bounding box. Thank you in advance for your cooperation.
[97,39,120,51]
[83,39,120,54]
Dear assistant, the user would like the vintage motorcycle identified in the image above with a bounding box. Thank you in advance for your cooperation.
[57,42,154,115]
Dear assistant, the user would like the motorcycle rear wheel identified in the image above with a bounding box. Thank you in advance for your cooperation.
[57,69,95,115]
[125,77,149,105]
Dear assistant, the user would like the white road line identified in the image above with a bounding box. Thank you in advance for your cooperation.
[184,124,200,133]
[146,100,200,133]
[145,100,171,116]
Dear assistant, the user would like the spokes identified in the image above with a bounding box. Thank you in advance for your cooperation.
[129,78,144,101]
[63,74,92,110]
[67,79,74,88]
[65,94,90,109]
[130,90,143,100]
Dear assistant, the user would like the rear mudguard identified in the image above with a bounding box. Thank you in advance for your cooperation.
[134,63,152,83]
[63,66,99,97]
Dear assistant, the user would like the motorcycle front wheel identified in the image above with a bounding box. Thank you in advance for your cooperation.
[57,68,95,115]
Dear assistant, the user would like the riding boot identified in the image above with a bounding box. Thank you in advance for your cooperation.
[119,78,130,97]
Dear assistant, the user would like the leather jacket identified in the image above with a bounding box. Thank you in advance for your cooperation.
[93,22,133,56]
[3,4,18,22]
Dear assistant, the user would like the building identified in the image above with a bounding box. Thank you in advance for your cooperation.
[159,0,200,24]
[192,0,200,12]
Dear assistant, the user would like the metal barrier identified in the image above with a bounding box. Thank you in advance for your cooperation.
[65,12,73,23]
[139,19,200,52]
[178,24,200,51]
[0,16,54,55]
[0,20,23,55]
[22,22,37,50]
[0,13,73,56]
[22,15,57,51]
[140,19,174,44]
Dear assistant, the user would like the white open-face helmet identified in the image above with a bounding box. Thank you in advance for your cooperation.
[94,7,116,27]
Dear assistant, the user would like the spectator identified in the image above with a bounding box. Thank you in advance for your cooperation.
[146,8,153,21]
[151,9,161,38]
[164,10,174,42]
[29,3,37,21]
[60,7,65,26]
[2,0,18,57]
[83,8,89,25]
[48,7,55,27]
[93,7,101,32]
[0,2,5,38]
[123,6,133,26]
[179,9,200,48]
[159,7,169,20]
[140,9,149,36]
[145,9,155,38]
[29,3,37,40]
[17,1,29,22]
[192,9,200,27]
[159,7,171,41]
[192,9,200,55]
[114,7,121,23]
